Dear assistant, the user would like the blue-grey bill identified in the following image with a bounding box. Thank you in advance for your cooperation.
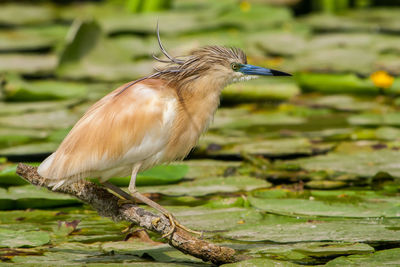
[240,64,291,76]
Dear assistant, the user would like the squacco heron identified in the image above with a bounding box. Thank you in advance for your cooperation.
[38,26,291,237]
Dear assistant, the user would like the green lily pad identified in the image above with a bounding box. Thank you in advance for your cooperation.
[0,3,56,26]
[348,113,400,127]
[217,4,292,31]
[0,163,32,186]
[0,143,59,157]
[249,32,307,57]
[296,73,378,95]
[0,188,13,210]
[325,248,400,267]
[108,165,188,186]
[5,185,80,210]
[292,48,376,74]
[292,242,374,257]
[248,194,400,218]
[0,128,48,149]
[289,149,400,178]
[222,79,300,103]
[0,99,81,116]
[225,216,400,243]
[222,258,300,267]
[0,228,50,248]
[57,19,154,81]
[180,160,241,179]
[206,138,333,158]
[212,108,306,130]
[2,75,87,101]
[170,206,263,232]
[0,29,55,52]
[139,176,271,197]
[0,54,57,76]
[0,110,79,130]
[307,95,384,112]
[101,241,202,263]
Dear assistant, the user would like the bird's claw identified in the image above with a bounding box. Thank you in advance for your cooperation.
[161,213,203,238]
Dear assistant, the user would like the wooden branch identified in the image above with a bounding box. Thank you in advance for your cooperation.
[16,163,243,265]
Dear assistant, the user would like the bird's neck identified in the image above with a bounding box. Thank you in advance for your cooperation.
[163,75,225,161]
[178,74,226,117]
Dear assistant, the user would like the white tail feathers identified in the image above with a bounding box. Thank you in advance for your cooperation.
[37,153,55,179]
[38,153,66,190]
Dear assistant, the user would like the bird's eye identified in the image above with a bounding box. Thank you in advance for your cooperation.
[231,62,240,71]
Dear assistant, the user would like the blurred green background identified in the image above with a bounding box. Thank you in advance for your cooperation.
[1,0,400,266]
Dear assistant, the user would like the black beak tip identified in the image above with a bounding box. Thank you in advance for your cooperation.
[270,69,292,76]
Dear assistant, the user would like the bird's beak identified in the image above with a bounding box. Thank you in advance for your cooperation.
[240,64,291,76]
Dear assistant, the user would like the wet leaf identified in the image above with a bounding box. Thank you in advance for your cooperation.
[223,79,300,103]
[206,138,333,158]
[0,163,31,186]
[289,149,400,178]
[296,73,378,95]
[170,206,263,232]
[248,193,400,218]
[0,110,79,130]
[2,75,87,101]
[325,248,400,266]
[0,143,59,157]
[0,3,56,26]
[0,99,81,116]
[0,54,57,76]
[139,176,271,197]
[181,160,241,179]
[108,165,188,186]
[292,242,374,257]
[348,112,400,127]
[0,229,50,248]
[6,185,80,210]
[225,216,400,243]
[222,258,300,267]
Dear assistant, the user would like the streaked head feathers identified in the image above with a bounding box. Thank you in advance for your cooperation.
[117,24,290,95]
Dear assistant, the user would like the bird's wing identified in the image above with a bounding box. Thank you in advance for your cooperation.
[38,79,177,182]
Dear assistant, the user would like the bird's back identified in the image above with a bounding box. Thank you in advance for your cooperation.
[38,79,178,184]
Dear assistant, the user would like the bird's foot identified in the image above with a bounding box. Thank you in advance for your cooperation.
[161,213,203,238]
[121,223,136,234]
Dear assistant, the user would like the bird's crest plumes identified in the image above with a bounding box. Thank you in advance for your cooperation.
[117,24,247,95]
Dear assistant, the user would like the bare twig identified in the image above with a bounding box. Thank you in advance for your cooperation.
[16,163,242,265]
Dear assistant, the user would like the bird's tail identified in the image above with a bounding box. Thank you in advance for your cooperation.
[37,153,67,190]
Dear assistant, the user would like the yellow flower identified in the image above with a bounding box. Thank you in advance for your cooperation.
[370,70,394,89]
[240,1,251,12]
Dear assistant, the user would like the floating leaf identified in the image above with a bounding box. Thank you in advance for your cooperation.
[289,149,400,178]
[5,185,80,210]
[325,248,400,266]
[0,228,50,248]
[222,258,300,267]
[139,176,271,197]
[0,54,57,76]
[0,143,59,158]
[108,165,189,186]
[0,110,79,130]
[2,74,87,102]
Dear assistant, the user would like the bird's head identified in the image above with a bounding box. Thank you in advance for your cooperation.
[186,46,291,85]
[151,25,291,92]
[156,46,291,90]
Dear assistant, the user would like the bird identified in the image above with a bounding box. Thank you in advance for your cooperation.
[37,25,291,237]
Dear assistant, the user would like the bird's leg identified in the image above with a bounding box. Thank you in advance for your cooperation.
[128,164,202,238]
[102,181,135,203]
